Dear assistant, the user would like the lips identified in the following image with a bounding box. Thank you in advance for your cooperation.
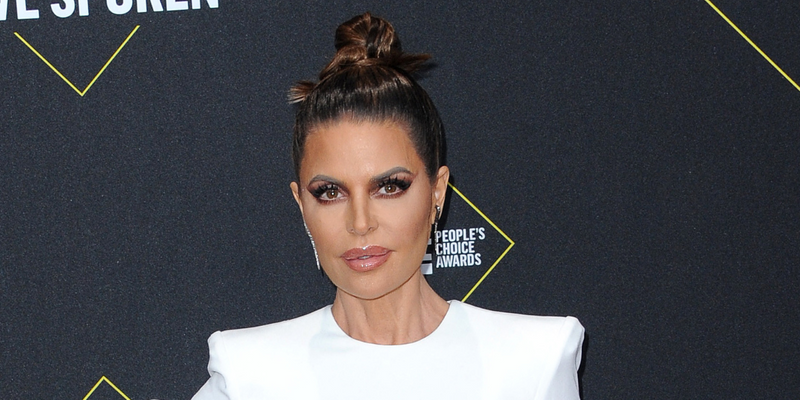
[341,245,391,272]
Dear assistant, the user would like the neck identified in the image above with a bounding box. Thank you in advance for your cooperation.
[331,270,449,345]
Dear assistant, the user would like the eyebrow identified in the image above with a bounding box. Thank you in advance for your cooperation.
[307,167,414,188]
[369,167,414,185]
[307,174,344,188]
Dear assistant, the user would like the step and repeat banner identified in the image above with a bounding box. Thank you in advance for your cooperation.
[2,1,799,399]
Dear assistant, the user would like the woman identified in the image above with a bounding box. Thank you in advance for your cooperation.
[192,12,583,400]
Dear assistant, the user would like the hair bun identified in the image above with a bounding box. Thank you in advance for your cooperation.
[289,12,430,103]
[321,13,429,79]
[334,12,399,63]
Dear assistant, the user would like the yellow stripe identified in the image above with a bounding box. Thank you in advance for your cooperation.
[14,25,140,97]
[448,183,515,245]
[82,376,132,400]
[103,376,133,400]
[704,0,800,92]
[14,32,83,95]
[81,377,105,400]
[462,242,514,302]
[82,25,140,96]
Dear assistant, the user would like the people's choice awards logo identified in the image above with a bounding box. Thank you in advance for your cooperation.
[423,183,515,302]
[436,226,485,268]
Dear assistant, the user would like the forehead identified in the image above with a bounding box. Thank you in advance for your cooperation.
[300,119,423,180]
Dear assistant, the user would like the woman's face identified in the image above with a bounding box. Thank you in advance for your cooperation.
[291,118,449,301]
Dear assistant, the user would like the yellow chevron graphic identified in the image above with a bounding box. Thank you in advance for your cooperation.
[83,376,131,400]
[704,0,799,92]
[449,183,516,302]
[14,25,140,97]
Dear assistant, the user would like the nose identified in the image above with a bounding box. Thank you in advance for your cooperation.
[347,193,377,235]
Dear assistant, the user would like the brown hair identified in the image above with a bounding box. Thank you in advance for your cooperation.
[290,12,444,181]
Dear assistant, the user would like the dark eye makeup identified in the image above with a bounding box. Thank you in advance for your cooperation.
[307,173,414,203]
[376,176,412,196]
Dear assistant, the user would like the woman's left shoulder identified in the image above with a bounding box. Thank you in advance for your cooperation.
[450,301,584,396]
[452,301,584,346]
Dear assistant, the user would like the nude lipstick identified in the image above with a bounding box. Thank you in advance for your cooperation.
[341,246,391,272]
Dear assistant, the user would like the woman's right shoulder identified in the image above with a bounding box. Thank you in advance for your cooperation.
[193,307,331,399]
[207,306,330,358]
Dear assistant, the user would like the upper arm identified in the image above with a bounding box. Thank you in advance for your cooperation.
[534,317,585,400]
[191,332,232,400]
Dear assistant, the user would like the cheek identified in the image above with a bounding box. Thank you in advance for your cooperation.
[381,195,432,243]
[304,205,344,246]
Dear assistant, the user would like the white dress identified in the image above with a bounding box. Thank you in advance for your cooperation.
[192,301,584,400]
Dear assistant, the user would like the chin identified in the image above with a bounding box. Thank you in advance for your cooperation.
[331,267,421,302]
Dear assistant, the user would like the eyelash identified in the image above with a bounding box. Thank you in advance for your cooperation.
[309,176,412,203]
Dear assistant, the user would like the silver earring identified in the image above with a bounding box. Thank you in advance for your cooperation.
[433,205,441,248]
[303,221,321,270]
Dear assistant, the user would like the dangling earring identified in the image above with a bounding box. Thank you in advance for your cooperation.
[433,205,441,264]
[422,205,442,275]
[433,205,441,248]
[303,221,321,270]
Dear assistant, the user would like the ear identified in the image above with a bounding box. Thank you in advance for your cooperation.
[290,181,305,217]
[431,166,450,223]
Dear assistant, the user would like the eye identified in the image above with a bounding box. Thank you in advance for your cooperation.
[323,187,339,199]
[383,183,398,194]
[311,184,343,203]
[377,177,411,197]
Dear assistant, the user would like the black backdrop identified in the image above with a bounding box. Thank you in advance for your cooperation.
[2,1,799,399]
